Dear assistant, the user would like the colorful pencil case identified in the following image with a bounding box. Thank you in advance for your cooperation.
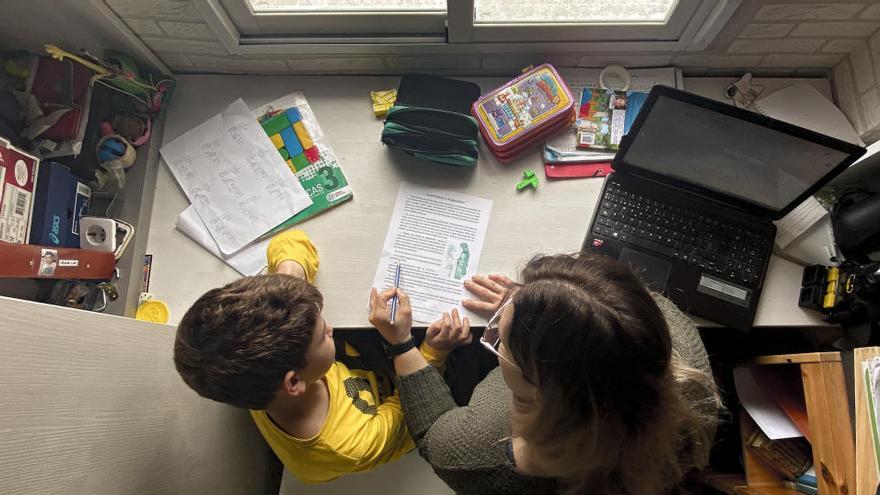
[472,64,575,163]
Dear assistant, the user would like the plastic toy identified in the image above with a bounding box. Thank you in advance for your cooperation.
[516,169,539,190]
[371,89,397,117]
[261,106,321,172]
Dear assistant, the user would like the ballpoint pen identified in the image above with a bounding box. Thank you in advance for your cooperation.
[390,263,401,325]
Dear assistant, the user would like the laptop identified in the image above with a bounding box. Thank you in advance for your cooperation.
[582,86,866,330]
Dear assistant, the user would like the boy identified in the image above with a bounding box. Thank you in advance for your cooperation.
[174,230,465,483]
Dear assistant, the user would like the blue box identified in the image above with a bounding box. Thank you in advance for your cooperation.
[29,162,91,247]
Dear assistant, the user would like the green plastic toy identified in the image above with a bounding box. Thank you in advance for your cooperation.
[516,169,539,190]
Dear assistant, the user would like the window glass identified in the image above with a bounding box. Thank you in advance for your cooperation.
[474,0,676,24]
[247,0,446,12]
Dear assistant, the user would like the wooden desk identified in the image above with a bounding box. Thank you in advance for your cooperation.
[146,75,833,329]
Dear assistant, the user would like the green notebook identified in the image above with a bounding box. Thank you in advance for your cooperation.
[252,92,353,234]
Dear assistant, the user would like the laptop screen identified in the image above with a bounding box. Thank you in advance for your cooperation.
[619,93,853,213]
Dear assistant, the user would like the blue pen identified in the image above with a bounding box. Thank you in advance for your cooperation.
[390,263,401,324]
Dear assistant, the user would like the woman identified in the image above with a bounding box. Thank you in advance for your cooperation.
[369,252,722,495]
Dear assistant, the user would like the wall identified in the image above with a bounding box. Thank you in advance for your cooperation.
[0,297,279,494]
[2,1,878,137]
[833,24,880,142]
[100,0,880,140]
[0,0,148,67]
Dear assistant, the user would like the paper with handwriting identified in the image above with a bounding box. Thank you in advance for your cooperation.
[160,99,312,254]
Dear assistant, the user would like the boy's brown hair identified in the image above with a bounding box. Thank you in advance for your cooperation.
[174,274,323,410]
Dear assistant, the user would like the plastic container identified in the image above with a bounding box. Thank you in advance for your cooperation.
[472,64,575,163]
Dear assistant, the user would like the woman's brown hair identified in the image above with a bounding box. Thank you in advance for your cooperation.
[506,252,721,495]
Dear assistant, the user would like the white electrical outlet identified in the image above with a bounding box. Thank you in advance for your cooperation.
[79,217,117,253]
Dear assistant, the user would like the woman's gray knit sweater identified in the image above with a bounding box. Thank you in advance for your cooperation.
[397,294,717,495]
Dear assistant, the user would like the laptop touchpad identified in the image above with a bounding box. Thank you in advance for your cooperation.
[619,248,672,291]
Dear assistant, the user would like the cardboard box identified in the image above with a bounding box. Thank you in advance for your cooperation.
[0,138,39,244]
[29,161,91,248]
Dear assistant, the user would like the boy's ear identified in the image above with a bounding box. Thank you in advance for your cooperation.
[280,371,306,397]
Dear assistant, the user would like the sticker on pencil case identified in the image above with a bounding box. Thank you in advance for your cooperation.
[475,66,572,143]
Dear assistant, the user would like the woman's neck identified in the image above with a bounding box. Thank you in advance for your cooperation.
[509,392,548,477]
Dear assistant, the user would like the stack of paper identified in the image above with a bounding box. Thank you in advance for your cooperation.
[160,99,313,257]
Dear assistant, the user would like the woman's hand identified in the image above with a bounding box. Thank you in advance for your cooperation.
[369,287,413,345]
[462,274,514,317]
[425,309,472,351]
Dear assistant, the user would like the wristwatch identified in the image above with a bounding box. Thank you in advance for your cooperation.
[384,338,415,358]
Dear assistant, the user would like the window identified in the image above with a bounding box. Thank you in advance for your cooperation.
[201,0,735,50]
[451,0,706,42]
[219,0,447,40]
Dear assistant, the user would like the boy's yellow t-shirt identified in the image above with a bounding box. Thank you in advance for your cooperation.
[250,344,447,484]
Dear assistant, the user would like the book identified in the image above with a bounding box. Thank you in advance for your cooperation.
[175,92,353,276]
[783,480,818,495]
[746,427,813,479]
[544,161,613,179]
[544,67,680,165]
[252,92,353,233]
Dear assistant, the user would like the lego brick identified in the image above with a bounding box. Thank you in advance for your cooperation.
[293,121,314,149]
[304,146,321,163]
[261,113,290,136]
[279,147,290,160]
[279,126,304,155]
[270,133,284,149]
[290,153,309,171]
[286,159,296,173]
[285,108,302,123]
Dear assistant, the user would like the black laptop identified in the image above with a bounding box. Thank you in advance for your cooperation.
[582,85,866,330]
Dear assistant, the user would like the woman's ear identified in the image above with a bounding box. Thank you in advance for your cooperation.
[280,371,306,397]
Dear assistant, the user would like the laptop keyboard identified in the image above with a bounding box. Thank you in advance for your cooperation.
[592,180,772,289]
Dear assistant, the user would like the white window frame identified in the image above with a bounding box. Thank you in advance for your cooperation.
[218,0,446,42]
[193,0,739,55]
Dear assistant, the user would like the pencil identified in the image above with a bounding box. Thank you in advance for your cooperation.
[390,263,401,325]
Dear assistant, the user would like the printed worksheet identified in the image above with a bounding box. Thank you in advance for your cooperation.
[372,183,493,324]
[160,98,312,254]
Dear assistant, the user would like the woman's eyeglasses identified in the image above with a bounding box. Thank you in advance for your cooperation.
[479,300,518,369]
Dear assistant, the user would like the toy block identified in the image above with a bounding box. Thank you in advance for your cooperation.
[290,153,309,171]
[516,168,539,190]
[261,113,290,136]
[371,89,397,117]
[285,108,302,123]
[304,146,321,163]
[269,133,284,149]
[279,147,290,160]
[293,121,314,149]
[286,159,296,173]
[280,126,303,155]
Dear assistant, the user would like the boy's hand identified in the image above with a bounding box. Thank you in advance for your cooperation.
[425,309,472,351]
[462,274,514,317]
[369,287,413,345]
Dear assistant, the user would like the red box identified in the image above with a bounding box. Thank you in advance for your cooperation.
[0,138,39,244]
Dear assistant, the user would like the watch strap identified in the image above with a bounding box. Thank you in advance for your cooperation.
[385,338,415,358]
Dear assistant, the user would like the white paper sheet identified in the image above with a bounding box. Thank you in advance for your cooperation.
[734,367,804,440]
[160,99,312,255]
[774,195,829,249]
[177,205,269,276]
[752,82,864,146]
[372,183,492,324]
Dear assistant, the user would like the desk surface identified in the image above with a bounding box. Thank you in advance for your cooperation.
[147,75,833,329]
